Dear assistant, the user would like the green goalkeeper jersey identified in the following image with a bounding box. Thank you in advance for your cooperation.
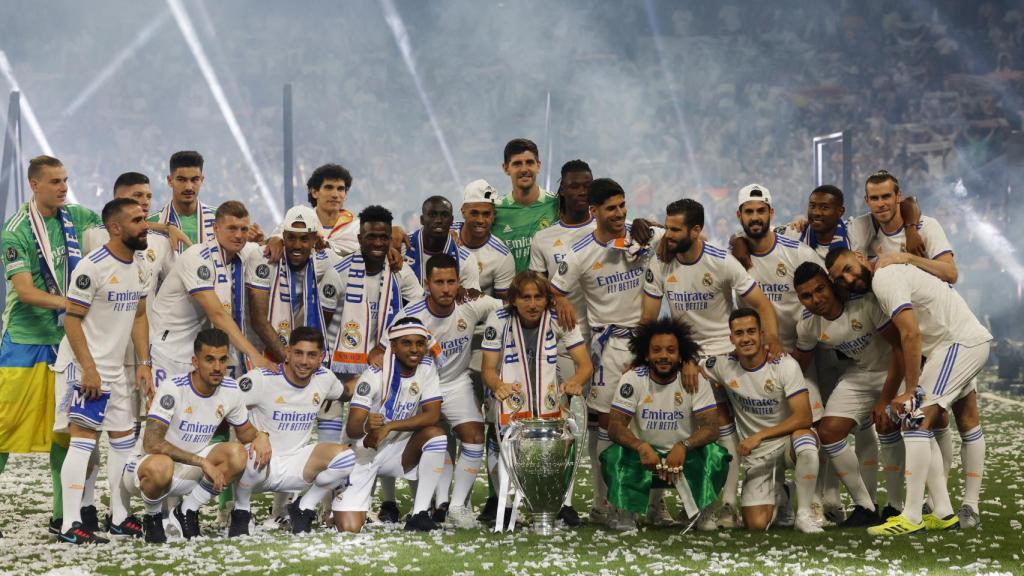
[492,189,558,272]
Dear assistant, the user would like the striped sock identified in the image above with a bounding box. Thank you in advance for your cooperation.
[902,430,933,524]
[855,420,879,502]
[61,438,97,532]
[434,455,453,506]
[299,450,357,511]
[413,437,448,514]
[108,435,137,524]
[823,437,874,510]
[959,425,984,513]
[793,434,819,516]
[317,418,344,444]
[878,431,904,511]
[182,477,220,513]
[451,443,484,507]
[718,424,740,508]
[143,494,164,515]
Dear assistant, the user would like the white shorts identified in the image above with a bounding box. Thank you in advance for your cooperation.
[802,358,826,423]
[53,363,133,433]
[440,376,483,428]
[150,345,193,384]
[590,334,632,414]
[823,369,886,424]
[242,444,317,494]
[333,438,415,512]
[920,341,990,412]
[741,439,796,508]
[122,444,217,499]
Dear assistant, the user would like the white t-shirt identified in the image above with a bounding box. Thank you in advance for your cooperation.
[871,264,991,356]
[149,241,271,370]
[795,293,891,373]
[453,224,516,297]
[237,366,344,454]
[847,215,953,260]
[643,241,757,356]
[529,219,596,327]
[56,245,152,383]
[550,225,665,329]
[746,233,822,349]
[392,296,503,387]
[610,366,717,452]
[146,373,249,455]
[348,358,443,447]
[702,353,808,457]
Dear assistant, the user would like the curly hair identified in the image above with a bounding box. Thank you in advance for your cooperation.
[628,318,701,368]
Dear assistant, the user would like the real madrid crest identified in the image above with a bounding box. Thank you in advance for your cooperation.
[457,318,468,331]
[851,318,863,331]
[215,404,225,419]
[544,393,557,410]
[146,248,155,262]
[343,321,362,349]
[776,262,787,278]
[508,392,523,411]
[702,272,713,287]
[409,381,419,395]
[674,391,684,405]
[763,378,775,393]
[312,392,321,405]
[138,267,146,283]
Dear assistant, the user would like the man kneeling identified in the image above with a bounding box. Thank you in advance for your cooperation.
[334,318,448,532]
[231,327,355,536]
[122,328,272,543]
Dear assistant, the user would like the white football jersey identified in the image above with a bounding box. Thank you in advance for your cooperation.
[702,354,808,457]
[56,246,152,383]
[392,295,503,386]
[551,225,664,329]
[237,366,344,454]
[149,241,271,370]
[453,223,516,297]
[348,358,442,447]
[270,213,360,258]
[871,264,991,357]
[83,227,174,300]
[529,219,595,327]
[796,293,891,373]
[847,215,953,260]
[643,241,757,356]
[746,233,822,349]
[146,373,248,455]
[610,366,717,452]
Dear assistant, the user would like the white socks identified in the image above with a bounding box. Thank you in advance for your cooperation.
[234,456,265,512]
[299,450,356,511]
[823,438,874,510]
[718,424,740,508]
[959,425,985,513]
[61,437,97,532]
[926,435,954,519]
[901,430,933,524]
[182,477,220,514]
[81,448,100,509]
[793,434,819,516]
[450,443,484,508]
[108,435,137,524]
[854,421,879,502]
[878,431,904,511]
[434,454,453,506]
[412,437,448,514]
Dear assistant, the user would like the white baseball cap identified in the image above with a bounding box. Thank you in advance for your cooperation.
[282,205,322,234]
[737,183,772,208]
[462,179,498,205]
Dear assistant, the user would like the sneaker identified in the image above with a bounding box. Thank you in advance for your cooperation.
[80,505,100,533]
[717,503,740,529]
[431,502,449,523]
[261,515,290,531]
[867,513,925,536]
[446,504,478,529]
[228,509,251,537]
[840,505,880,528]
[48,517,63,535]
[143,513,167,544]
[557,505,582,528]
[696,506,719,531]
[288,501,315,534]
[172,503,200,540]
[646,499,675,527]
[476,496,498,523]
[957,504,981,529]
[378,500,401,523]
[106,515,144,538]
[922,513,959,531]
[588,502,611,526]
[795,511,824,534]
[880,505,901,521]
[404,510,438,532]
[57,521,109,545]
[824,504,846,525]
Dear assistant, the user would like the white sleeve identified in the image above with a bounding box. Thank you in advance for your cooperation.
[459,250,481,292]
[920,218,953,260]
[528,240,548,274]
[550,250,581,296]
[418,367,443,406]
[148,380,179,425]
[179,250,215,294]
[871,267,913,323]
[781,358,808,399]
[558,322,585,351]
[724,255,757,298]
[481,311,503,351]
[493,253,516,294]
[692,376,718,414]
[397,267,425,302]
[642,261,665,299]
[610,371,640,416]
[795,316,818,353]
[65,259,100,308]
[236,370,262,408]
[225,387,250,427]
[350,370,380,412]
[243,244,272,291]
[846,215,874,254]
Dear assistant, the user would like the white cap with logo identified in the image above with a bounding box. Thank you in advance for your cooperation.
[737,184,772,208]
[462,179,498,205]
[282,205,322,234]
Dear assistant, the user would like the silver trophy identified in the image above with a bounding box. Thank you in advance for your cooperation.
[500,415,583,534]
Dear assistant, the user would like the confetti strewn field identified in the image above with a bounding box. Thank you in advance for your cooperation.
[1,380,1022,576]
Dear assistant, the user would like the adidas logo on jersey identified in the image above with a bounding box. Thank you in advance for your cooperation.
[820,333,830,341]
[643,394,653,404]
[503,224,513,233]
[592,261,603,271]
[667,274,677,283]
[110,275,119,284]
[184,406,193,414]
[553,239,563,247]
[275,396,286,404]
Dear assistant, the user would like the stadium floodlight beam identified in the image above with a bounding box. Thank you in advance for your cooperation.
[59,10,171,123]
[544,91,552,192]
[0,50,79,204]
[379,0,462,193]
[166,0,282,222]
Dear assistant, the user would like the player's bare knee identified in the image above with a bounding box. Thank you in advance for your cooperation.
[141,455,174,487]
[423,425,446,440]
[815,418,849,445]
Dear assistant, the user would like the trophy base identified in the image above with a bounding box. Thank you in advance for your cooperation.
[530,512,559,535]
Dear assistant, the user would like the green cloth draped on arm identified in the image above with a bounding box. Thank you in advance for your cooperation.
[600,442,731,515]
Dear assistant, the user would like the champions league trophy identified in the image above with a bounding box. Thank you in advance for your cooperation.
[499,394,585,535]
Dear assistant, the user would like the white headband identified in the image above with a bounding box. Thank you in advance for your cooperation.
[388,322,430,341]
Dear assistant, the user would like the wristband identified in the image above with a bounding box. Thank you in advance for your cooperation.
[138,359,153,367]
